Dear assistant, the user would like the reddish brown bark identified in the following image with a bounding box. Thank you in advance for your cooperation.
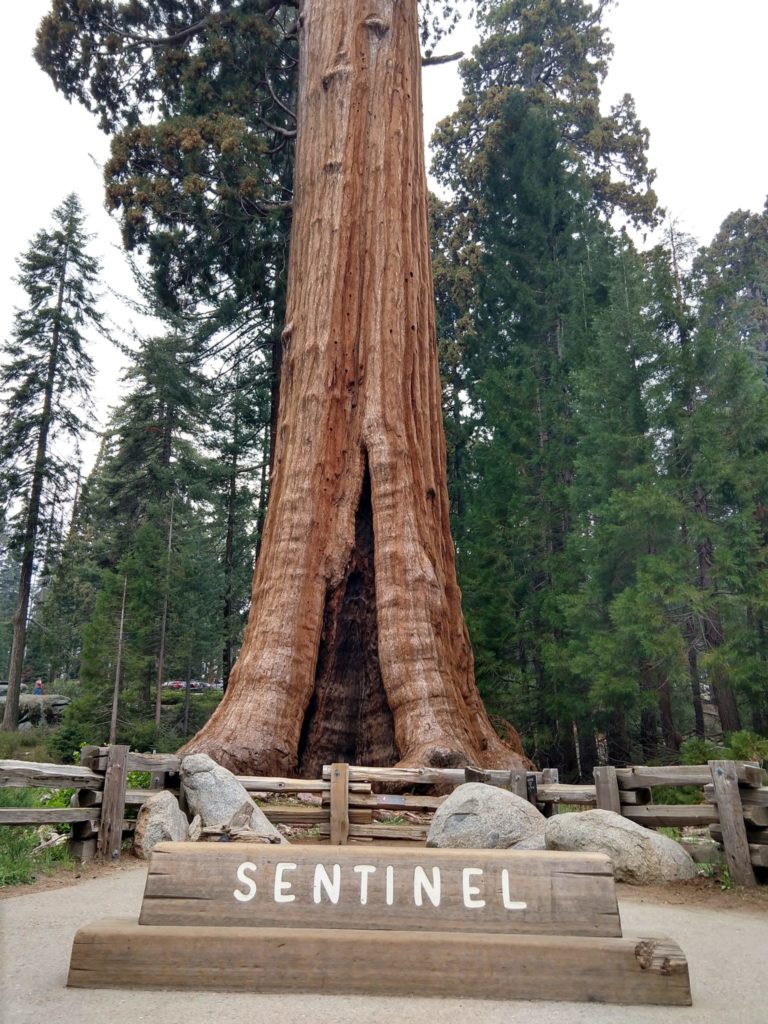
[182,0,525,776]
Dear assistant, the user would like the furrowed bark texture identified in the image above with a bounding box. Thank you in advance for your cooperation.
[183,0,524,776]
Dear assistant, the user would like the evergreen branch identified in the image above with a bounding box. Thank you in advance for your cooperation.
[105,19,210,49]
[422,51,464,67]
[105,1,298,51]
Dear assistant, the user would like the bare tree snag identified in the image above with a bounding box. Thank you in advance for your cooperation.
[182,0,526,776]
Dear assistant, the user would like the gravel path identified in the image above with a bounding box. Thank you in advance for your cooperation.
[1,863,766,1024]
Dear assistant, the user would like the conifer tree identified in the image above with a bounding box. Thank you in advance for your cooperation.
[453,94,605,769]
[434,0,658,229]
[565,239,688,763]
[0,194,102,730]
[54,329,224,749]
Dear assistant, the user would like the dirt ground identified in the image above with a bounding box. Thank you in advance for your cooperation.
[2,857,768,1024]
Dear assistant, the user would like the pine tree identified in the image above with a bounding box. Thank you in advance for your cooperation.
[565,238,689,764]
[53,327,225,750]
[23,482,102,685]
[688,212,768,735]
[0,194,103,730]
[453,94,606,770]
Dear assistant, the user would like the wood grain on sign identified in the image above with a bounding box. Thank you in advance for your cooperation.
[139,843,621,937]
[68,918,691,1005]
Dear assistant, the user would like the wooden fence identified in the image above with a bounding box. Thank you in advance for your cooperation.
[1,746,765,885]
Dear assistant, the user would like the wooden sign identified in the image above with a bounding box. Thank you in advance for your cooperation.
[68,917,691,1005]
[68,842,691,1005]
[140,842,621,937]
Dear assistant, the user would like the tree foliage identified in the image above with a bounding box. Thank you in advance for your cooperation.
[1,194,103,729]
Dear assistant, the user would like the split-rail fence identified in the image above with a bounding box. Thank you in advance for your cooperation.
[1,746,765,886]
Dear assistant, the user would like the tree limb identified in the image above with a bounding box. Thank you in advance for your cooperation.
[258,118,296,139]
[265,76,297,122]
[422,51,464,67]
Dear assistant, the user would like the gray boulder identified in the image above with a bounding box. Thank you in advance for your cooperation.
[512,833,547,851]
[545,809,697,884]
[134,791,189,859]
[180,753,288,844]
[426,782,546,849]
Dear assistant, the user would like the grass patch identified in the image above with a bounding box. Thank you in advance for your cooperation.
[0,726,53,762]
[657,826,682,841]
[0,786,74,887]
[0,828,73,886]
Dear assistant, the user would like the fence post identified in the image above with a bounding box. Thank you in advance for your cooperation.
[510,769,528,799]
[708,760,756,887]
[593,766,621,815]
[329,762,350,845]
[98,744,129,862]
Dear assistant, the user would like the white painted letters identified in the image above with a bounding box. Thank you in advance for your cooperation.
[233,861,258,903]
[462,867,485,909]
[501,869,527,911]
[385,865,395,906]
[232,858,532,914]
[353,864,377,904]
[313,863,341,904]
[274,862,297,903]
[413,865,441,907]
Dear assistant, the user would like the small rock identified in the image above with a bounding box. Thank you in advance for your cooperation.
[545,809,697,884]
[181,753,288,844]
[426,783,546,849]
[188,814,203,842]
[134,791,189,859]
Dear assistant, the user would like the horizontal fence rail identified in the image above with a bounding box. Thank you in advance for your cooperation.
[0,747,765,883]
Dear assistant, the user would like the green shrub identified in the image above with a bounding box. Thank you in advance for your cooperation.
[724,730,768,767]
[679,736,724,765]
[652,784,704,806]
[679,731,768,769]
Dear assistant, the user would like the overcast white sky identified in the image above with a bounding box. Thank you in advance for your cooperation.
[2,0,767,452]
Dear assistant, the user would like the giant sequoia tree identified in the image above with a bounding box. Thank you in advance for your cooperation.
[38,0,522,774]
[187,0,520,775]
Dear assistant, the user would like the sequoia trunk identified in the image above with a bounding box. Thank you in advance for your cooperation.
[183,0,524,775]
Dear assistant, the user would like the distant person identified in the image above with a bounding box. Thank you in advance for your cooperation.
[33,678,43,696]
